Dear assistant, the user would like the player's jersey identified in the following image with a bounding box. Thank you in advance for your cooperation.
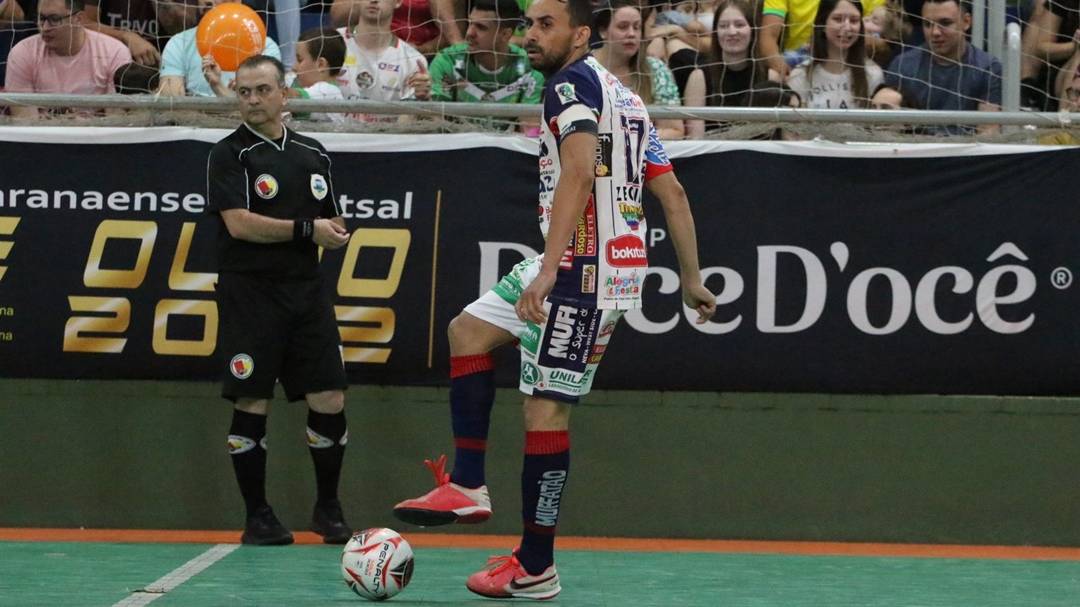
[335,27,428,122]
[429,43,544,104]
[539,55,672,310]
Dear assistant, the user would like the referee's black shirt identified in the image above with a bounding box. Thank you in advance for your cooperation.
[206,123,341,279]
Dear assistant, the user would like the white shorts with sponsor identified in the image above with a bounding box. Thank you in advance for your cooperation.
[464,255,624,403]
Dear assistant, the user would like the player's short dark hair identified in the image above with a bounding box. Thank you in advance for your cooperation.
[923,0,971,15]
[470,0,523,20]
[237,55,287,87]
[298,28,347,77]
[565,0,594,27]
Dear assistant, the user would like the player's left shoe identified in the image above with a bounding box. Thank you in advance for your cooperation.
[310,498,352,544]
[465,551,561,600]
[393,454,492,526]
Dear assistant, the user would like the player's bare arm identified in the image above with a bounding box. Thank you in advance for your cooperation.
[516,130,597,324]
[645,171,716,323]
[221,208,349,249]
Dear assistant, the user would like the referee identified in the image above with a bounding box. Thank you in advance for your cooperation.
[206,55,352,546]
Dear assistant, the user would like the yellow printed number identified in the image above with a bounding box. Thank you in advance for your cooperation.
[336,228,410,363]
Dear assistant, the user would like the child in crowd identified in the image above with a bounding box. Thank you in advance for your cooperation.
[288,28,347,124]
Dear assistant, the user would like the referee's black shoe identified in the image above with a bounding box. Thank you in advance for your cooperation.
[241,505,295,546]
[311,499,352,544]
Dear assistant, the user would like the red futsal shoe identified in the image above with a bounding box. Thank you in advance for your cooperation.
[392,454,492,526]
[465,551,561,600]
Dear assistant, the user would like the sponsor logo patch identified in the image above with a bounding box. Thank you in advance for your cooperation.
[227,434,256,454]
[605,272,642,297]
[575,202,597,255]
[253,174,278,199]
[538,304,600,373]
[559,245,574,271]
[555,82,576,104]
[605,234,647,268]
[588,343,607,364]
[310,173,328,200]
[595,134,612,177]
[582,264,596,294]
[520,323,541,355]
[306,427,334,449]
[230,353,254,379]
[521,362,541,385]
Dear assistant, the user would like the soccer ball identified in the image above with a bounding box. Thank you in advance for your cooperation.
[341,528,415,601]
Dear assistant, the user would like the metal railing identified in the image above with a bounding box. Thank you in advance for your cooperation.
[1003,22,1023,113]
[0,93,1072,128]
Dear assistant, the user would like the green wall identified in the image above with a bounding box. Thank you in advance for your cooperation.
[2,379,1078,545]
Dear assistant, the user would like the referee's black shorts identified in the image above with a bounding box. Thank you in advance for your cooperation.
[216,272,348,403]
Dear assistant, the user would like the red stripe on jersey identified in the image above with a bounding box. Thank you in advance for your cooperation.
[645,158,675,182]
[524,430,569,455]
[450,353,495,378]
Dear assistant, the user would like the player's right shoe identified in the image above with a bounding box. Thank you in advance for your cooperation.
[241,504,294,546]
[392,454,492,526]
[465,551,561,600]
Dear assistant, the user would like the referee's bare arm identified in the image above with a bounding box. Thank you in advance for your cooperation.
[220,210,350,249]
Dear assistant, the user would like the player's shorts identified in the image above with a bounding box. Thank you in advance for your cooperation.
[216,272,347,403]
[464,255,623,404]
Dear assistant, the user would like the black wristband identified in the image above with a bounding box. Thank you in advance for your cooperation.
[294,219,314,241]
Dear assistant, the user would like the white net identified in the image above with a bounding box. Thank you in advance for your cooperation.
[0,0,1078,143]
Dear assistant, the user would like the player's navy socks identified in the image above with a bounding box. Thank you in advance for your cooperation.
[228,409,268,518]
[307,410,348,503]
[448,353,495,489]
[518,430,570,575]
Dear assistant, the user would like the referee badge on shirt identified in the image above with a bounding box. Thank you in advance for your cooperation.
[230,354,254,379]
[310,174,328,200]
[254,174,278,199]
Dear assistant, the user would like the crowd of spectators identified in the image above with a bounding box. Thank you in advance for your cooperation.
[0,0,1072,135]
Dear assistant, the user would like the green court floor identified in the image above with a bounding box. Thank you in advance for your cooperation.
[2,542,1079,606]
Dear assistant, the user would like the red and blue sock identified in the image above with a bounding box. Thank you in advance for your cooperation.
[448,353,495,489]
[518,430,570,575]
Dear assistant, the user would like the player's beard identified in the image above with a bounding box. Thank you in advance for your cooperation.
[528,44,575,78]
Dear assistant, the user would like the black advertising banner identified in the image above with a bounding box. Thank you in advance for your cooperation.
[0,130,1077,395]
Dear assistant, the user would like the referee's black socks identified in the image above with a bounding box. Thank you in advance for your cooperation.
[307,410,348,504]
[227,409,268,518]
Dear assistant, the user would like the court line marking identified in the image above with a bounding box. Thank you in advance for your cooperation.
[5,529,1080,561]
[110,543,238,607]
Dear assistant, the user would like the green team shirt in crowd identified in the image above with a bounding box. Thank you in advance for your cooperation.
[428,43,544,104]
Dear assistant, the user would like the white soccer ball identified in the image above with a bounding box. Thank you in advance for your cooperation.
[341,527,415,601]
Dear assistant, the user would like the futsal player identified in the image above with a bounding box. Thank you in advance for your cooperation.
[392,0,717,597]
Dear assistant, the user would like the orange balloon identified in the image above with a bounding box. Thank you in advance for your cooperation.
[196,3,267,72]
